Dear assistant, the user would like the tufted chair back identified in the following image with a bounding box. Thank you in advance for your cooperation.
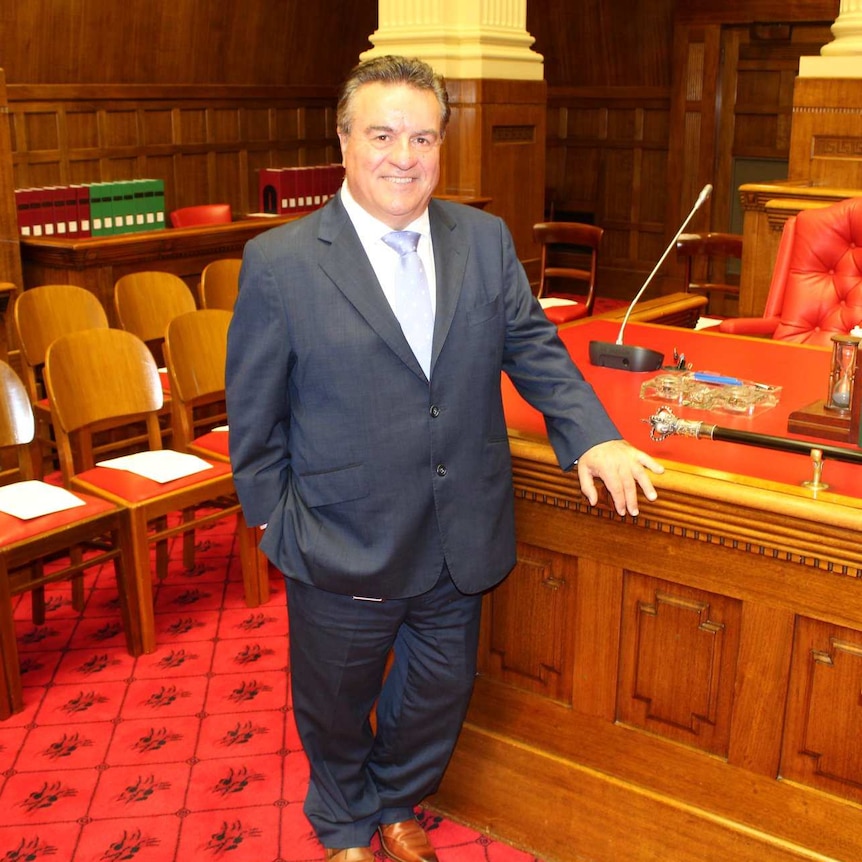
[719,196,862,346]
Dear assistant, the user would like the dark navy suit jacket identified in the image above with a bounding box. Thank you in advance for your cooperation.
[225,194,620,599]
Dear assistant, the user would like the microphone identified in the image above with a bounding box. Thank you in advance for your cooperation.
[588,183,713,372]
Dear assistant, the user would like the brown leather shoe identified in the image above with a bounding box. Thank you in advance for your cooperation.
[378,819,439,862]
[324,848,374,861]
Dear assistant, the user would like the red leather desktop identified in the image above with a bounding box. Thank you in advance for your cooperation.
[502,318,862,496]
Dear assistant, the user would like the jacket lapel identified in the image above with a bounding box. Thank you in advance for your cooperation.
[316,194,469,379]
[428,199,468,371]
[317,195,420,373]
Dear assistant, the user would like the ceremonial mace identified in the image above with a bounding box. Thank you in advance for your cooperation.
[645,405,862,491]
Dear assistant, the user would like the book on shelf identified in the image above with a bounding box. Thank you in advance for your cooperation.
[257,164,344,216]
[14,178,166,239]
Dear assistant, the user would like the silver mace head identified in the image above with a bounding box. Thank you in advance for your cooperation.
[644,406,710,442]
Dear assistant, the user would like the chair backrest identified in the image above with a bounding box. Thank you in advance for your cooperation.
[114,271,197,361]
[769,198,862,346]
[533,221,604,315]
[13,284,110,402]
[675,232,742,297]
[0,361,37,483]
[164,309,232,449]
[44,328,164,479]
[200,258,242,310]
[169,203,232,229]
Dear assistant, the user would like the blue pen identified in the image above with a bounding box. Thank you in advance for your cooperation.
[692,372,743,386]
[692,372,774,390]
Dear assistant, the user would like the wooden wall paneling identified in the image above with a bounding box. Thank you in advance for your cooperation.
[7,86,341,221]
[675,0,839,26]
[666,24,721,292]
[441,79,546,261]
[0,2,378,88]
[544,88,671,301]
[0,70,23,363]
[789,77,862,189]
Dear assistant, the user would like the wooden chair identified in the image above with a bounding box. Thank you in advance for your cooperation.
[43,327,268,655]
[675,232,742,314]
[200,258,242,311]
[164,309,231,458]
[169,203,232,229]
[164,309,270,603]
[533,221,604,324]
[14,284,110,477]
[0,282,19,363]
[0,359,140,717]
[113,271,197,367]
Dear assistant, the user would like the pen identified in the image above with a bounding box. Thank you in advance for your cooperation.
[691,372,774,390]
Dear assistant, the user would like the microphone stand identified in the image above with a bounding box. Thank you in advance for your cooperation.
[589,184,713,372]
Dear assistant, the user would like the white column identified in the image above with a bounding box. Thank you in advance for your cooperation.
[799,0,862,77]
[361,0,544,80]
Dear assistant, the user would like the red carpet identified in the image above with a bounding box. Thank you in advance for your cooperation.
[1,512,544,861]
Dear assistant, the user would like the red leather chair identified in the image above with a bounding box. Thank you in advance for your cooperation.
[169,203,232,228]
[718,197,862,346]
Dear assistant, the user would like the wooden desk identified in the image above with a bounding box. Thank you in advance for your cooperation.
[430,319,862,862]
[19,215,299,324]
[18,195,493,324]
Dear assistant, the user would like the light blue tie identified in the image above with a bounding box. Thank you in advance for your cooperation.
[382,230,433,377]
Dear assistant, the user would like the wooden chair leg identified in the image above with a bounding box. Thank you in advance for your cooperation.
[181,508,196,570]
[70,546,85,612]
[0,561,24,715]
[110,528,144,658]
[236,514,270,608]
[126,509,158,655]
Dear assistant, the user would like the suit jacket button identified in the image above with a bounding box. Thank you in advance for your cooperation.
[430,405,440,417]
[436,464,447,476]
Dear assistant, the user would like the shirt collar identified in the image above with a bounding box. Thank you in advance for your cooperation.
[341,179,431,245]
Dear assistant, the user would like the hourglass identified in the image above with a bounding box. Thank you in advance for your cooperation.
[825,334,861,413]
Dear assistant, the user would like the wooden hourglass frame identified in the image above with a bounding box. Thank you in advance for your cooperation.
[788,334,862,443]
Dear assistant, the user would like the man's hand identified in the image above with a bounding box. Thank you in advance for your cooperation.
[576,439,664,517]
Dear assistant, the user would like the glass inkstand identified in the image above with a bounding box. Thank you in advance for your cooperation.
[825,334,861,414]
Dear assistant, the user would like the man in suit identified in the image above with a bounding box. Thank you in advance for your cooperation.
[226,55,663,862]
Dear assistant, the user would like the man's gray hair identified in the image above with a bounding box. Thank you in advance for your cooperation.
[336,55,451,138]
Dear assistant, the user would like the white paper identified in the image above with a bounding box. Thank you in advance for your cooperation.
[96,450,213,483]
[695,316,724,330]
[211,425,229,432]
[0,480,86,520]
[539,297,580,309]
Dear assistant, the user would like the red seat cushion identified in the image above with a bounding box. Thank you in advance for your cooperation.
[73,457,232,504]
[189,430,229,460]
[539,299,589,325]
[0,491,118,547]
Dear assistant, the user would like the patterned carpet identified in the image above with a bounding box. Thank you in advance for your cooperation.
[0,511,544,862]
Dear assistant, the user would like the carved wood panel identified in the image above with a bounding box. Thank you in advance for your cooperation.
[477,541,577,704]
[781,616,862,803]
[617,572,742,757]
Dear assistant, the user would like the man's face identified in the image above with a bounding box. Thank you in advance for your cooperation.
[338,82,442,230]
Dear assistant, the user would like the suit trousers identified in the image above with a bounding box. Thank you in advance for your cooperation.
[285,566,483,848]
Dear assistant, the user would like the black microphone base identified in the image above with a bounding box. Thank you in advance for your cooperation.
[588,340,664,372]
